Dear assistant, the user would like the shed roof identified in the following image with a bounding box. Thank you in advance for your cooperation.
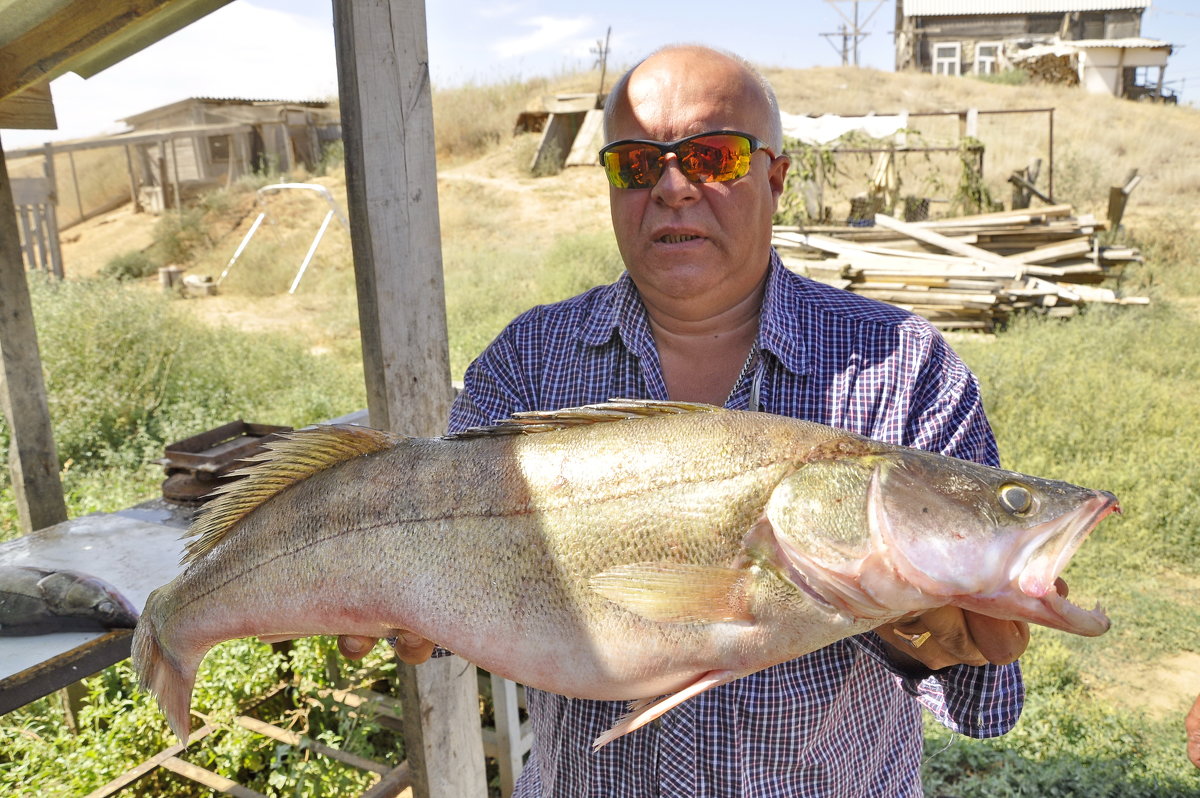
[903,0,1148,15]
[1066,36,1171,49]
[118,96,333,125]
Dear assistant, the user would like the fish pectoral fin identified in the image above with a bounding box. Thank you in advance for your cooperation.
[592,669,745,749]
[589,563,754,624]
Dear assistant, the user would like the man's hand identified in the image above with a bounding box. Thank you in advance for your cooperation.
[337,632,435,665]
[879,607,1030,671]
[1186,693,1200,768]
[880,578,1072,671]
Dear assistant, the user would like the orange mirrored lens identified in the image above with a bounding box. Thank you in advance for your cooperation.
[600,132,757,189]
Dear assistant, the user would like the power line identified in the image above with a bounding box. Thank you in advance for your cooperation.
[819,0,886,66]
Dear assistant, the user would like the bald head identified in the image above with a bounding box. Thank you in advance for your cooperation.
[603,45,783,153]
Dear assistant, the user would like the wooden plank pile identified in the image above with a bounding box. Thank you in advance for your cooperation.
[773,205,1147,331]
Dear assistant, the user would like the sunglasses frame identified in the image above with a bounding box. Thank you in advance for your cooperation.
[598,129,776,189]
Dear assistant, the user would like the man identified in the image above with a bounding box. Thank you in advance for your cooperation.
[343,44,1027,796]
[1188,693,1200,768]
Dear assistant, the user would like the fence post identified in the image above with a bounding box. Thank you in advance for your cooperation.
[0,132,68,533]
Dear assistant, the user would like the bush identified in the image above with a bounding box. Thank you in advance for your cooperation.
[99,249,160,281]
[0,278,366,535]
[150,207,211,265]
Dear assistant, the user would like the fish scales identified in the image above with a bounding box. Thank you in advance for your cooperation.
[133,401,1118,746]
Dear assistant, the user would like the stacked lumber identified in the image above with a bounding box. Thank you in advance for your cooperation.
[1016,54,1080,86]
[773,206,1147,332]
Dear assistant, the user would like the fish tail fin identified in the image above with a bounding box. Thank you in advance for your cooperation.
[131,607,196,741]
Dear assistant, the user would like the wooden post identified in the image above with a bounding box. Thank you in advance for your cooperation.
[0,132,68,533]
[170,137,181,210]
[331,2,487,797]
[67,150,83,221]
[124,145,143,213]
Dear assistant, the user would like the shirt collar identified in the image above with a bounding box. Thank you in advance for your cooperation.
[579,271,657,358]
[578,250,811,377]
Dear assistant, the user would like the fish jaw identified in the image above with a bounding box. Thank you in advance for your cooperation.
[942,494,1119,635]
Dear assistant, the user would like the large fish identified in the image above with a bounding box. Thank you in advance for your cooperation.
[0,565,139,635]
[133,401,1118,746]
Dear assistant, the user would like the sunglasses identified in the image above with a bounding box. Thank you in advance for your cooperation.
[598,130,776,189]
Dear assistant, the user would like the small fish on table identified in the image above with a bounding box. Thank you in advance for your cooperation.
[0,565,140,636]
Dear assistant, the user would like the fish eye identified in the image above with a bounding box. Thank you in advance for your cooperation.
[999,483,1033,514]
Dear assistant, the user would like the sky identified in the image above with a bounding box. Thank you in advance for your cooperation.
[2,0,1198,150]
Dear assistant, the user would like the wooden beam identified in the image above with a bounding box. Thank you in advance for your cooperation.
[0,131,68,535]
[873,213,1020,275]
[0,0,180,101]
[0,83,57,130]
[331,2,486,797]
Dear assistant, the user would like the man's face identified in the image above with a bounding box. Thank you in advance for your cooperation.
[606,51,790,320]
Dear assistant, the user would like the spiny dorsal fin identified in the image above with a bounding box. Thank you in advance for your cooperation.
[182,425,400,565]
[450,399,723,439]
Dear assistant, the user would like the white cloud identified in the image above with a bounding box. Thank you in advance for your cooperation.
[478,2,527,19]
[492,16,593,60]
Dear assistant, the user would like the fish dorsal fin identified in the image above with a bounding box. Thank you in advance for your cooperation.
[450,399,723,439]
[183,425,399,565]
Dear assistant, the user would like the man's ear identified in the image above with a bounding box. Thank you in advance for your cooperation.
[768,154,790,207]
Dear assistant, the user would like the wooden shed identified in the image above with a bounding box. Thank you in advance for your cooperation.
[120,96,341,181]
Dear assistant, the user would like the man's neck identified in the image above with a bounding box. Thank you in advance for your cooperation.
[643,276,766,405]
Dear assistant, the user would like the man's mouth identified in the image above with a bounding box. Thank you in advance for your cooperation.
[657,234,702,244]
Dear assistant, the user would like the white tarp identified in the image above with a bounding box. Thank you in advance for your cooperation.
[780,111,910,145]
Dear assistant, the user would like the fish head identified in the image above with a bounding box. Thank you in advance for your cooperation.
[38,570,141,629]
[763,448,1118,636]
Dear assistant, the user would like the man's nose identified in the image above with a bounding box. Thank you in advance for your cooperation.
[650,155,699,205]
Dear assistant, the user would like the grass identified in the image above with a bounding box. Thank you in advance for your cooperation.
[4,66,1200,795]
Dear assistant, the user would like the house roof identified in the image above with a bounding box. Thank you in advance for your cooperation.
[903,0,1149,15]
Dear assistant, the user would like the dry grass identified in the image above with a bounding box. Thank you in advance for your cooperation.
[764,66,1200,221]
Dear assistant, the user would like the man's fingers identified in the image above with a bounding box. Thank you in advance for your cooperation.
[392,631,435,665]
[963,613,1029,665]
[1186,694,1200,768]
[338,635,378,660]
[903,607,988,667]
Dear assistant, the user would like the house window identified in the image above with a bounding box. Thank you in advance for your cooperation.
[975,42,1001,75]
[208,135,230,163]
[933,42,961,76]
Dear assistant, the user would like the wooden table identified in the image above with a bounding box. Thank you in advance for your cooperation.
[0,504,192,714]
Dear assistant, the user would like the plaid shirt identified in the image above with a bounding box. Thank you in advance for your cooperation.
[448,250,1023,798]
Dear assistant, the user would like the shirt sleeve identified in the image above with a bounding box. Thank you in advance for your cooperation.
[448,321,537,435]
[857,326,1024,738]
[903,329,1000,468]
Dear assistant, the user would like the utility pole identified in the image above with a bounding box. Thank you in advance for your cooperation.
[591,26,612,101]
[820,0,886,67]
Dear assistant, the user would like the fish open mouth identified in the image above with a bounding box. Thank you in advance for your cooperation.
[1011,491,1119,636]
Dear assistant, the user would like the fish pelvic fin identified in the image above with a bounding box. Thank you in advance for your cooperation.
[131,607,195,741]
[592,669,744,749]
[183,425,399,564]
[590,563,755,624]
[449,399,723,439]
